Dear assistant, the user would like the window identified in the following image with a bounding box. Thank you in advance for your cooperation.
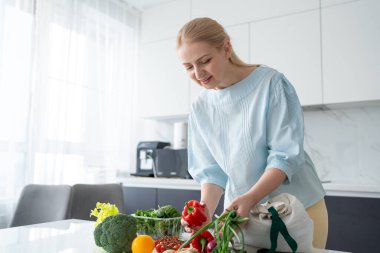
[0,0,140,228]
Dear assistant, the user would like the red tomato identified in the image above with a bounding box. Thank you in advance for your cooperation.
[154,236,188,253]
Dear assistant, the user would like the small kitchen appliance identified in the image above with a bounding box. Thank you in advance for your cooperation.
[132,141,170,177]
[155,148,191,179]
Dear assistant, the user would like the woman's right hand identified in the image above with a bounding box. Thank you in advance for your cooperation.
[181,201,212,233]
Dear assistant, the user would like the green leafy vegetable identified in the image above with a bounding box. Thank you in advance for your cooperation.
[94,213,137,253]
[133,205,182,239]
[90,202,119,226]
[155,205,181,218]
[135,205,181,219]
[135,208,157,218]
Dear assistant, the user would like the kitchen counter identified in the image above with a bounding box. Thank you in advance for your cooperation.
[122,176,200,190]
[121,176,380,198]
[0,219,350,253]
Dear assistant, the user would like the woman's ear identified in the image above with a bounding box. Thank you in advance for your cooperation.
[224,40,232,59]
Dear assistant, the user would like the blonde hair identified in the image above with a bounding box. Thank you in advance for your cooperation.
[177,17,253,67]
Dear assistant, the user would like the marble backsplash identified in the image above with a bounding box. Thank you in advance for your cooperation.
[304,104,380,186]
[135,105,380,188]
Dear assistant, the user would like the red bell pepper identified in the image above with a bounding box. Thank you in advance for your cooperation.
[182,200,207,227]
[191,230,214,253]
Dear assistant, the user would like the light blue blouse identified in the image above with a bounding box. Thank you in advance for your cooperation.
[188,66,325,209]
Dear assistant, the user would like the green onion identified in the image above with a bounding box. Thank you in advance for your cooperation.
[179,210,249,252]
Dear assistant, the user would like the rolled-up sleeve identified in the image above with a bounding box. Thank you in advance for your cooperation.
[265,74,305,183]
[188,112,228,189]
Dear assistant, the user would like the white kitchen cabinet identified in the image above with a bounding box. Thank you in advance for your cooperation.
[321,0,380,104]
[226,24,250,63]
[321,0,355,8]
[137,39,190,118]
[189,24,251,104]
[141,0,190,43]
[250,10,323,106]
[191,0,319,27]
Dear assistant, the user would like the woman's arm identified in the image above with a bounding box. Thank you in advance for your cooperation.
[226,168,286,217]
[200,183,224,217]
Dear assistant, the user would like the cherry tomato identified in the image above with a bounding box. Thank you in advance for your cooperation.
[154,236,188,253]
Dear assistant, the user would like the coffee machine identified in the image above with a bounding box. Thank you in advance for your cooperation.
[132,141,170,177]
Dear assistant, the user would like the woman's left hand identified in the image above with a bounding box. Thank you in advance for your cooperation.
[224,193,257,219]
[225,168,287,218]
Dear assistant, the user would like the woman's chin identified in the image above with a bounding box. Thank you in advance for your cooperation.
[194,79,217,89]
[199,82,216,89]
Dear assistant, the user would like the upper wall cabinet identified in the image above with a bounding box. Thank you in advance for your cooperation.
[191,0,319,26]
[321,0,380,104]
[226,24,250,63]
[321,0,355,8]
[141,0,191,43]
[189,24,251,104]
[250,10,323,106]
[137,39,190,118]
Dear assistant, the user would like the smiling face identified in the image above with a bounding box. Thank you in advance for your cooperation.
[177,40,232,90]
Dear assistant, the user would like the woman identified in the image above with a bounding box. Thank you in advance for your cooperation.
[177,17,328,249]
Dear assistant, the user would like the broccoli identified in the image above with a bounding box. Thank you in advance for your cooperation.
[94,214,137,253]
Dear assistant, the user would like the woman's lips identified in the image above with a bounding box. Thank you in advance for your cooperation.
[199,76,212,85]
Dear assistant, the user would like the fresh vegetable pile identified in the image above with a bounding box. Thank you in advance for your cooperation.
[133,205,182,239]
[89,201,248,253]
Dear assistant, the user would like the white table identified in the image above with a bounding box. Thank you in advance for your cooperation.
[0,219,349,253]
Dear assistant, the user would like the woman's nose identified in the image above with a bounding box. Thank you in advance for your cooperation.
[194,66,204,79]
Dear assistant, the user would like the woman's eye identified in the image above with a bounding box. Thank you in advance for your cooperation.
[186,66,193,70]
[201,58,211,64]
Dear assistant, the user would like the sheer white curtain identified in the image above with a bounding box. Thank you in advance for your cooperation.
[0,0,139,228]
